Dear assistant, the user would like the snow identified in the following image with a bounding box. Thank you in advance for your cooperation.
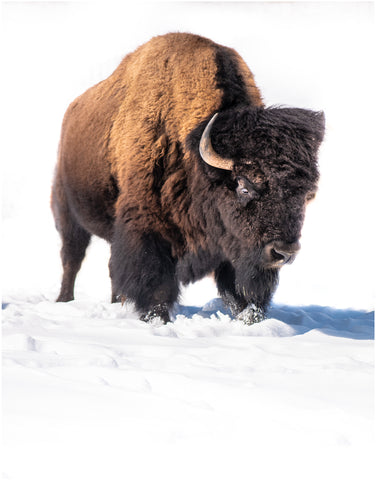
[2,296,374,480]
[2,2,375,480]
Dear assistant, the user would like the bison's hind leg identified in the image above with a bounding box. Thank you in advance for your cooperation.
[52,179,91,302]
[56,224,91,302]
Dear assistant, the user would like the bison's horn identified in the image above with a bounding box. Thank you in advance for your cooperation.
[199,113,233,171]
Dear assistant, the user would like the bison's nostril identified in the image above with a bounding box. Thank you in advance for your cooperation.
[270,248,291,264]
[270,248,289,263]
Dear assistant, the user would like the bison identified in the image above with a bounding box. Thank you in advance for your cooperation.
[51,32,325,324]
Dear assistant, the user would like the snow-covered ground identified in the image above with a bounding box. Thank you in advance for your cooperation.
[2,2,375,479]
[2,295,374,480]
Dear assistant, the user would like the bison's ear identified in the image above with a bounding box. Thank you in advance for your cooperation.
[289,108,325,147]
[265,106,325,145]
[309,110,325,144]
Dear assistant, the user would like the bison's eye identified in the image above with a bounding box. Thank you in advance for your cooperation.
[236,177,259,205]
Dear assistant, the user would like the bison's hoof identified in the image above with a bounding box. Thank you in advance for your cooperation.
[56,294,74,302]
[140,304,171,324]
[236,304,265,325]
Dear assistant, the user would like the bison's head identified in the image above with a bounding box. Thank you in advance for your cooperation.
[198,106,325,269]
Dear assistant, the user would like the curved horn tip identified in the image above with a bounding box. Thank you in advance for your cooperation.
[199,113,233,171]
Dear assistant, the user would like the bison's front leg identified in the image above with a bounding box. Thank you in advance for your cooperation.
[216,260,279,325]
[110,224,179,323]
[235,264,280,325]
[216,262,265,324]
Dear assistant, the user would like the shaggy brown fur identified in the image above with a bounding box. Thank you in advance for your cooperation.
[52,32,324,324]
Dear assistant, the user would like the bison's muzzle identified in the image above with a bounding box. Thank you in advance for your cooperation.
[262,240,301,268]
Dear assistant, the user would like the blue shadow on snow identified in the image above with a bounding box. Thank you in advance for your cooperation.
[175,299,374,340]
